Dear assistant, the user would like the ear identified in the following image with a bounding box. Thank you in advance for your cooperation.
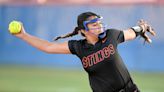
[80,29,86,35]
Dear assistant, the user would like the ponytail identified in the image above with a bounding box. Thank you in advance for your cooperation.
[54,12,98,41]
[54,27,81,41]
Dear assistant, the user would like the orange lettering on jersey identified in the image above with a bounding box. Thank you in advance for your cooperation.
[82,44,115,68]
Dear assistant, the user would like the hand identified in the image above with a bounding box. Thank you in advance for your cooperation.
[138,19,156,43]
[12,22,27,39]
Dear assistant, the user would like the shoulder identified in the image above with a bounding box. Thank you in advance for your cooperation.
[106,28,125,44]
[106,28,124,37]
[106,28,122,34]
[68,39,85,55]
[68,39,85,45]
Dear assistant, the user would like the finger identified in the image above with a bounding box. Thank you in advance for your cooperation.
[139,19,144,23]
[138,20,147,31]
[147,26,156,36]
[140,19,147,24]
[138,20,142,25]
[138,19,145,25]
[142,33,152,43]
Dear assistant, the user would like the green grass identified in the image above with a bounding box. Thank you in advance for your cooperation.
[0,66,164,92]
[132,72,164,92]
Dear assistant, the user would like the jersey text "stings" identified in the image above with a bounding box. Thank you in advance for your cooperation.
[82,44,115,68]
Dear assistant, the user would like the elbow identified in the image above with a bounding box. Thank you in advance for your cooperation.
[39,46,54,54]
[43,47,54,54]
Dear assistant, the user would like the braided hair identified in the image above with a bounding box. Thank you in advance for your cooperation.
[54,12,100,41]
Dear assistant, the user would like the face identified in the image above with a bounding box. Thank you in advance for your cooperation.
[86,16,104,36]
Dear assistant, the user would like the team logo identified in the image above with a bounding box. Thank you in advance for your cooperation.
[82,44,115,68]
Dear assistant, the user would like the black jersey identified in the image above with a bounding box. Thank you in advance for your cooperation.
[68,29,133,92]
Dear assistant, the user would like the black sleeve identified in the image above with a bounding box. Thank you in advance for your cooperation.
[68,40,79,55]
[108,29,125,44]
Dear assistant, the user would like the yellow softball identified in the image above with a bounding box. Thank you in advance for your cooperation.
[9,21,21,34]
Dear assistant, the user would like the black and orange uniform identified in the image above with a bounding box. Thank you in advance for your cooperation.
[68,29,139,92]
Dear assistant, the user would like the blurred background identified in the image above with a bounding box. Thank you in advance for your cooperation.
[0,0,164,92]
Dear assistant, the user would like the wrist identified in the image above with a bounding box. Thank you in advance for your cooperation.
[131,26,143,32]
[131,26,143,37]
[16,32,28,39]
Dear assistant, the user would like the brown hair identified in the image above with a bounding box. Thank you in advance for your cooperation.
[54,12,100,41]
[54,27,81,41]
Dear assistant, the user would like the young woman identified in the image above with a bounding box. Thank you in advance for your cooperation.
[11,12,155,92]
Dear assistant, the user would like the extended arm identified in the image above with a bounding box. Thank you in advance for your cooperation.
[123,20,156,43]
[11,24,71,54]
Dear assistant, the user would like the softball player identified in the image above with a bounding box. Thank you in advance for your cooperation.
[11,12,155,92]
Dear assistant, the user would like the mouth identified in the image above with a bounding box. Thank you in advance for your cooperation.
[89,28,105,37]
